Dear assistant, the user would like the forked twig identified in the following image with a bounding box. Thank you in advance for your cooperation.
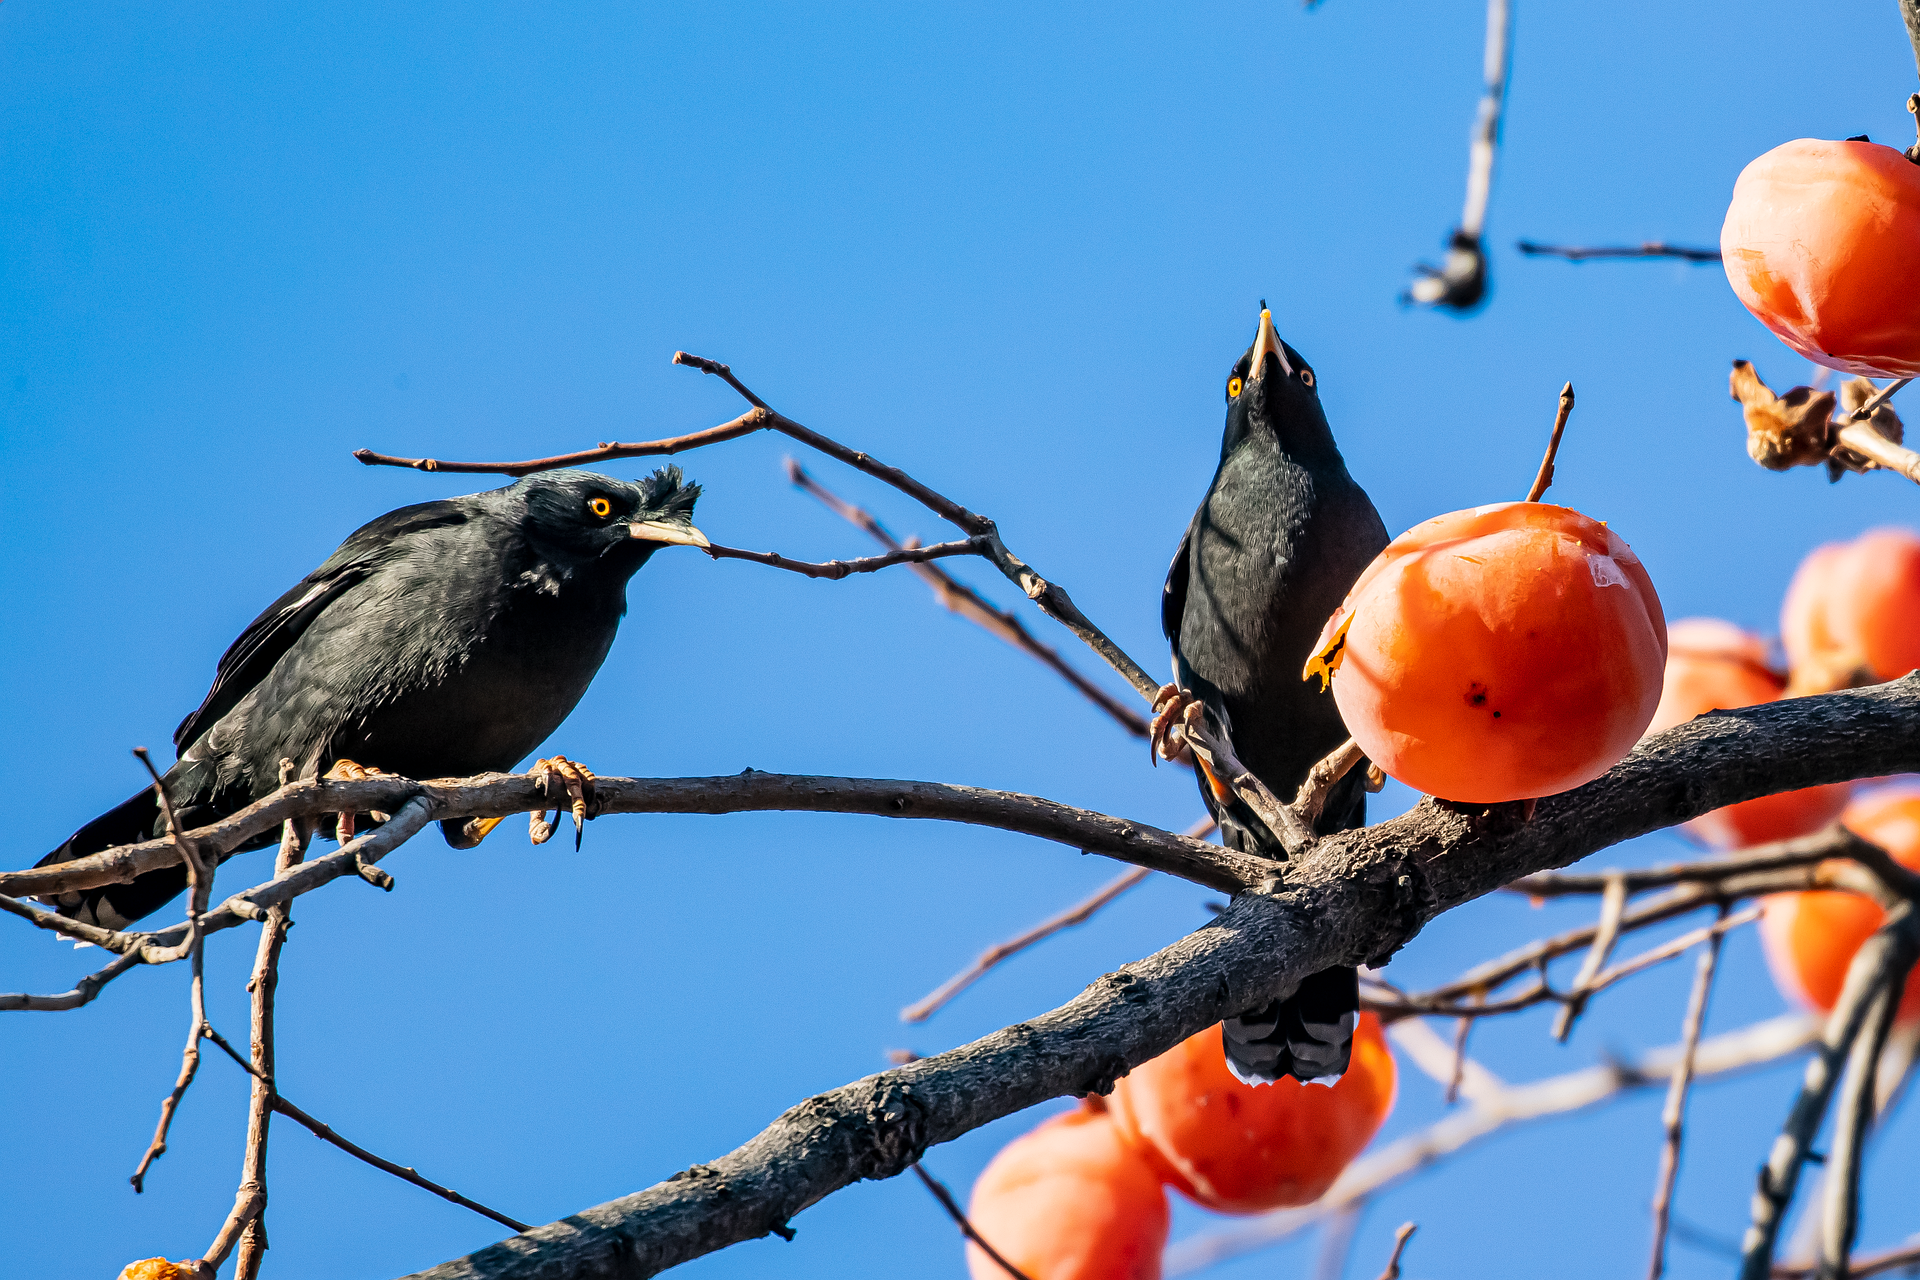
[1648,904,1728,1280]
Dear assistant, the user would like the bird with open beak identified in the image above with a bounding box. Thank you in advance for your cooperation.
[38,466,709,928]
[1156,305,1390,1084]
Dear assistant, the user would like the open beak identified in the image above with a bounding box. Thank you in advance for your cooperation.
[628,519,712,549]
[1247,307,1295,382]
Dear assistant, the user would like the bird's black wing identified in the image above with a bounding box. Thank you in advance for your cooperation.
[172,501,472,754]
[1161,523,1193,648]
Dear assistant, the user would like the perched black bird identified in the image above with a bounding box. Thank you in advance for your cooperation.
[38,467,708,929]
[1158,306,1390,1085]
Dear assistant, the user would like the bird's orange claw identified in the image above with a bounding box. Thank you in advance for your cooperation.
[530,756,599,850]
[322,758,393,844]
[1149,684,1199,765]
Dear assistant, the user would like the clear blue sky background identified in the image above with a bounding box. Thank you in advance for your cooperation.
[5,2,1920,1277]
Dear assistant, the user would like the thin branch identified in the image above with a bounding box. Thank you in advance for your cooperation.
[0,948,142,1011]
[1313,1205,1364,1280]
[350,409,774,476]
[1290,739,1367,831]
[1739,904,1920,1280]
[397,677,1920,1280]
[1375,1223,1418,1280]
[268,1094,531,1233]
[702,537,990,581]
[129,747,216,1193]
[1179,710,1318,856]
[1385,1016,1504,1102]
[1526,382,1575,502]
[1649,904,1729,1280]
[1516,240,1722,263]
[1552,871,1626,1041]
[910,1163,1034,1280]
[356,352,1165,701]
[1404,0,1510,309]
[785,459,1148,738]
[1508,827,1909,900]
[1847,377,1911,423]
[900,818,1217,1022]
[1817,945,1911,1278]
[902,867,1150,1023]
[1777,1242,1920,1280]
[1164,1014,1820,1274]
[9,772,1267,907]
[227,773,309,1280]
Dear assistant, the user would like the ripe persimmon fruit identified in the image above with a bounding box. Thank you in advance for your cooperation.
[1105,1014,1396,1214]
[1722,138,1920,378]
[965,1102,1169,1280]
[1781,528,1920,693]
[1306,502,1666,803]
[1761,790,1920,1023]
[1648,618,1851,849]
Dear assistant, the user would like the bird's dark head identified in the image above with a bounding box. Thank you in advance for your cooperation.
[511,467,707,576]
[1221,304,1338,462]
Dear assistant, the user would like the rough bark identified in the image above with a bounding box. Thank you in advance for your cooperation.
[399,676,1920,1280]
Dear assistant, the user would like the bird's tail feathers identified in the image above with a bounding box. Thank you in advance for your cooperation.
[34,786,180,929]
[1222,965,1360,1086]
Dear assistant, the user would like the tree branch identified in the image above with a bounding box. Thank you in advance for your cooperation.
[396,676,1920,1280]
[1516,241,1721,263]
[8,773,1265,904]
[702,538,991,581]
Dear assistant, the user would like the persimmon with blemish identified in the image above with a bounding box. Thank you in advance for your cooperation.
[1105,1014,1396,1214]
[1306,502,1666,803]
[965,1101,1169,1280]
[1760,790,1920,1023]
[1648,618,1851,849]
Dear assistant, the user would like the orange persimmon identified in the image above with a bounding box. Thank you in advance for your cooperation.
[965,1103,1169,1280]
[1760,790,1920,1023]
[1105,1014,1396,1214]
[1722,138,1920,378]
[1781,528,1920,693]
[1306,502,1666,804]
[1648,618,1851,849]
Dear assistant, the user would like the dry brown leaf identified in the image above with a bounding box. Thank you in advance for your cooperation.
[1829,375,1907,478]
[1730,360,1836,471]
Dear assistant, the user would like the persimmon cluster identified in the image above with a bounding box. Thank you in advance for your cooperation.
[964,1018,1396,1280]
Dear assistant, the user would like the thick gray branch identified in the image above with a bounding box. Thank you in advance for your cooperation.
[399,676,1920,1280]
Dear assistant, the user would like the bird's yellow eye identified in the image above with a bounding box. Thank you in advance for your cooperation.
[1300,369,1315,388]
[588,497,613,518]
[1227,377,1243,399]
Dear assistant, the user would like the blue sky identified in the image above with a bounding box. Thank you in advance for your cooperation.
[4,1,1919,1277]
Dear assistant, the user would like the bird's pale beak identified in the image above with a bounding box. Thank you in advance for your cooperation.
[1247,307,1295,381]
[628,519,712,549]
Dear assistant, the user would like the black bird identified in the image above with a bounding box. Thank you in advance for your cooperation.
[38,467,708,929]
[1157,306,1390,1085]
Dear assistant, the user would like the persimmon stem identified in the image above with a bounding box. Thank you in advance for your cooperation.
[1526,382,1576,502]
[1907,92,1920,165]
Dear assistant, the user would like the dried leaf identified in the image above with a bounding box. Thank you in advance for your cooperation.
[1828,376,1906,478]
[1730,360,1836,471]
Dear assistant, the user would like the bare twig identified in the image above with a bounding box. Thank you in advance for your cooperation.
[1526,382,1575,502]
[357,353,1164,701]
[227,768,309,1279]
[1179,710,1318,856]
[1375,1223,1419,1280]
[1552,871,1627,1041]
[1817,945,1910,1279]
[1508,827,1897,899]
[0,949,142,1011]
[1847,377,1911,423]
[1405,0,1510,310]
[902,867,1150,1023]
[1313,1205,1364,1280]
[1385,1016,1506,1102]
[351,409,773,476]
[1739,904,1920,1280]
[901,816,1219,1023]
[130,747,216,1193]
[1516,240,1721,263]
[1165,1014,1819,1273]
[910,1163,1034,1280]
[268,1094,531,1233]
[785,459,1148,738]
[1291,739,1367,831]
[1445,997,1479,1105]
[1648,904,1729,1280]
[1777,1241,1920,1279]
[702,537,991,581]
